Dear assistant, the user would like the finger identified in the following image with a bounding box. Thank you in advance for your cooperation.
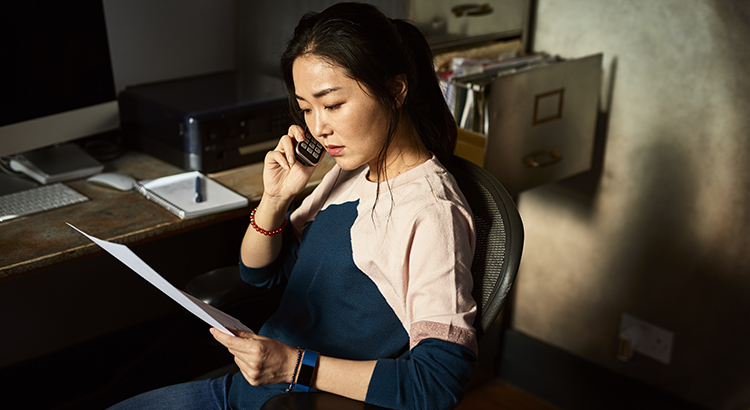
[211,327,255,349]
[236,357,258,386]
[234,351,267,387]
[234,330,256,338]
[240,367,261,387]
[288,124,306,142]
[265,149,290,171]
[210,328,235,347]
[234,353,256,372]
[210,327,229,340]
[278,135,297,165]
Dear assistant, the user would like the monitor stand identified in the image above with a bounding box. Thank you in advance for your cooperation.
[9,143,104,185]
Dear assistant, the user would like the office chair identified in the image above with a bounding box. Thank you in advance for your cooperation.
[186,154,524,409]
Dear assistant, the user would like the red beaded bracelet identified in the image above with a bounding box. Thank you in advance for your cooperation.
[249,207,287,236]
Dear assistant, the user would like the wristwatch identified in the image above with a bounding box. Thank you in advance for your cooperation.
[293,350,319,392]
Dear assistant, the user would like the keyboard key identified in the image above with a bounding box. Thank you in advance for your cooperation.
[0,183,88,222]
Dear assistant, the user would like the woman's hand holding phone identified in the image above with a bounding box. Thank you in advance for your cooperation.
[262,125,319,205]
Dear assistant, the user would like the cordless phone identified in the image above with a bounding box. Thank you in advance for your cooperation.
[294,129,325,166]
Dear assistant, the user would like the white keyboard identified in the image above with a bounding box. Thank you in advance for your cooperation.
[0,183,89,222]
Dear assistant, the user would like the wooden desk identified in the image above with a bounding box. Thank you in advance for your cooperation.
[0,151,334,280]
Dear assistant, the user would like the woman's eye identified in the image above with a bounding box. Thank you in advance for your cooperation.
[300,109,311,116]
[325,103,342,110]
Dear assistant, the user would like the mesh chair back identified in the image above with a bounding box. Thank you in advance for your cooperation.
[259,157,525,410]
[446,156,524,338]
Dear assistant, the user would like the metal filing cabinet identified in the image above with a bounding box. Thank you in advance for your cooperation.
[407,0,530,50]
[409,0,603,196]
[482,54,603,195]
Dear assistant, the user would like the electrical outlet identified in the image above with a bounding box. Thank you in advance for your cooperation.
[619,314,674,364]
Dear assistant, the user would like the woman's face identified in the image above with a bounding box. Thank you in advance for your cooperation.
[293,54,391,174]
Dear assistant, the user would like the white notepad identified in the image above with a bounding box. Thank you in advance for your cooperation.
[133,171,248,219]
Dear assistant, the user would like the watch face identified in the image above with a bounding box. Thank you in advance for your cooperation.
[293,350,319,392]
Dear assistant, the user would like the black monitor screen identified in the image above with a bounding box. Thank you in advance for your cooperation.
[0,0,116,127]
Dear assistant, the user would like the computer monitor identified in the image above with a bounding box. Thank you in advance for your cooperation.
[0,0,118,158]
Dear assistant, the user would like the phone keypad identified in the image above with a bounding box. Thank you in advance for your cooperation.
[298,133,323,165]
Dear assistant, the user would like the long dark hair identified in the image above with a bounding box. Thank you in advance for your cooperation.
[280,2,457,173]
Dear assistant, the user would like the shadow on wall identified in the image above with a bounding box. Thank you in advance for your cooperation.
[512,1,750,408]
[608,135,750,409]
[515,53,750,408]
[604,2,750,407]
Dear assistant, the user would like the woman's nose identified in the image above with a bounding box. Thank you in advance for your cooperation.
[308,113,330,138]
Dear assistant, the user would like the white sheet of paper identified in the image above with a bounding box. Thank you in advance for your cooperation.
[67,223,252,336]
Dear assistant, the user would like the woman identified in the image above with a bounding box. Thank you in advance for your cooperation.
[110,3,477,410]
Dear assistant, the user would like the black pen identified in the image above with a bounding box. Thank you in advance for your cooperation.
[195,176,203,203]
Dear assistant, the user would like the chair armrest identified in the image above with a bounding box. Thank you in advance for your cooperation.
[185,265,282,309]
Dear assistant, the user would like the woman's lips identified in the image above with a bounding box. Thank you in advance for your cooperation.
[326,145,344,156]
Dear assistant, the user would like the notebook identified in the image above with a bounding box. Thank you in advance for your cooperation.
[134,171,248,219]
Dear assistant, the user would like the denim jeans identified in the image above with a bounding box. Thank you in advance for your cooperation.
[107,374,232,410]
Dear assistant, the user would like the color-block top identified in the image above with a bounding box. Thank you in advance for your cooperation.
[230,156,478,410]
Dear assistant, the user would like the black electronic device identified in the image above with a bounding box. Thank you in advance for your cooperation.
[294,129,325,166]
[119,71,292,173]
[0,0,118,159]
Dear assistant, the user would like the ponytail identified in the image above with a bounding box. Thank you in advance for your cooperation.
[391,19,457,163]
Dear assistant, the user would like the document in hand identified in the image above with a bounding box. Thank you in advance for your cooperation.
[67,223,252,336]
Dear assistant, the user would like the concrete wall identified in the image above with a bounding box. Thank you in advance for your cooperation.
[512,1,750,409]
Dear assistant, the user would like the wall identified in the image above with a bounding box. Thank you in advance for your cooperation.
[512,1,750,409]
[235,0,407,77]
[103,0,235,92]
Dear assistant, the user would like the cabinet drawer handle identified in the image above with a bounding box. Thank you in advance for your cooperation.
[452,3,494,17]
[524,150,562,168]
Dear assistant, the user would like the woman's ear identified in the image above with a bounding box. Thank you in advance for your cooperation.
[390,74,408,108]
